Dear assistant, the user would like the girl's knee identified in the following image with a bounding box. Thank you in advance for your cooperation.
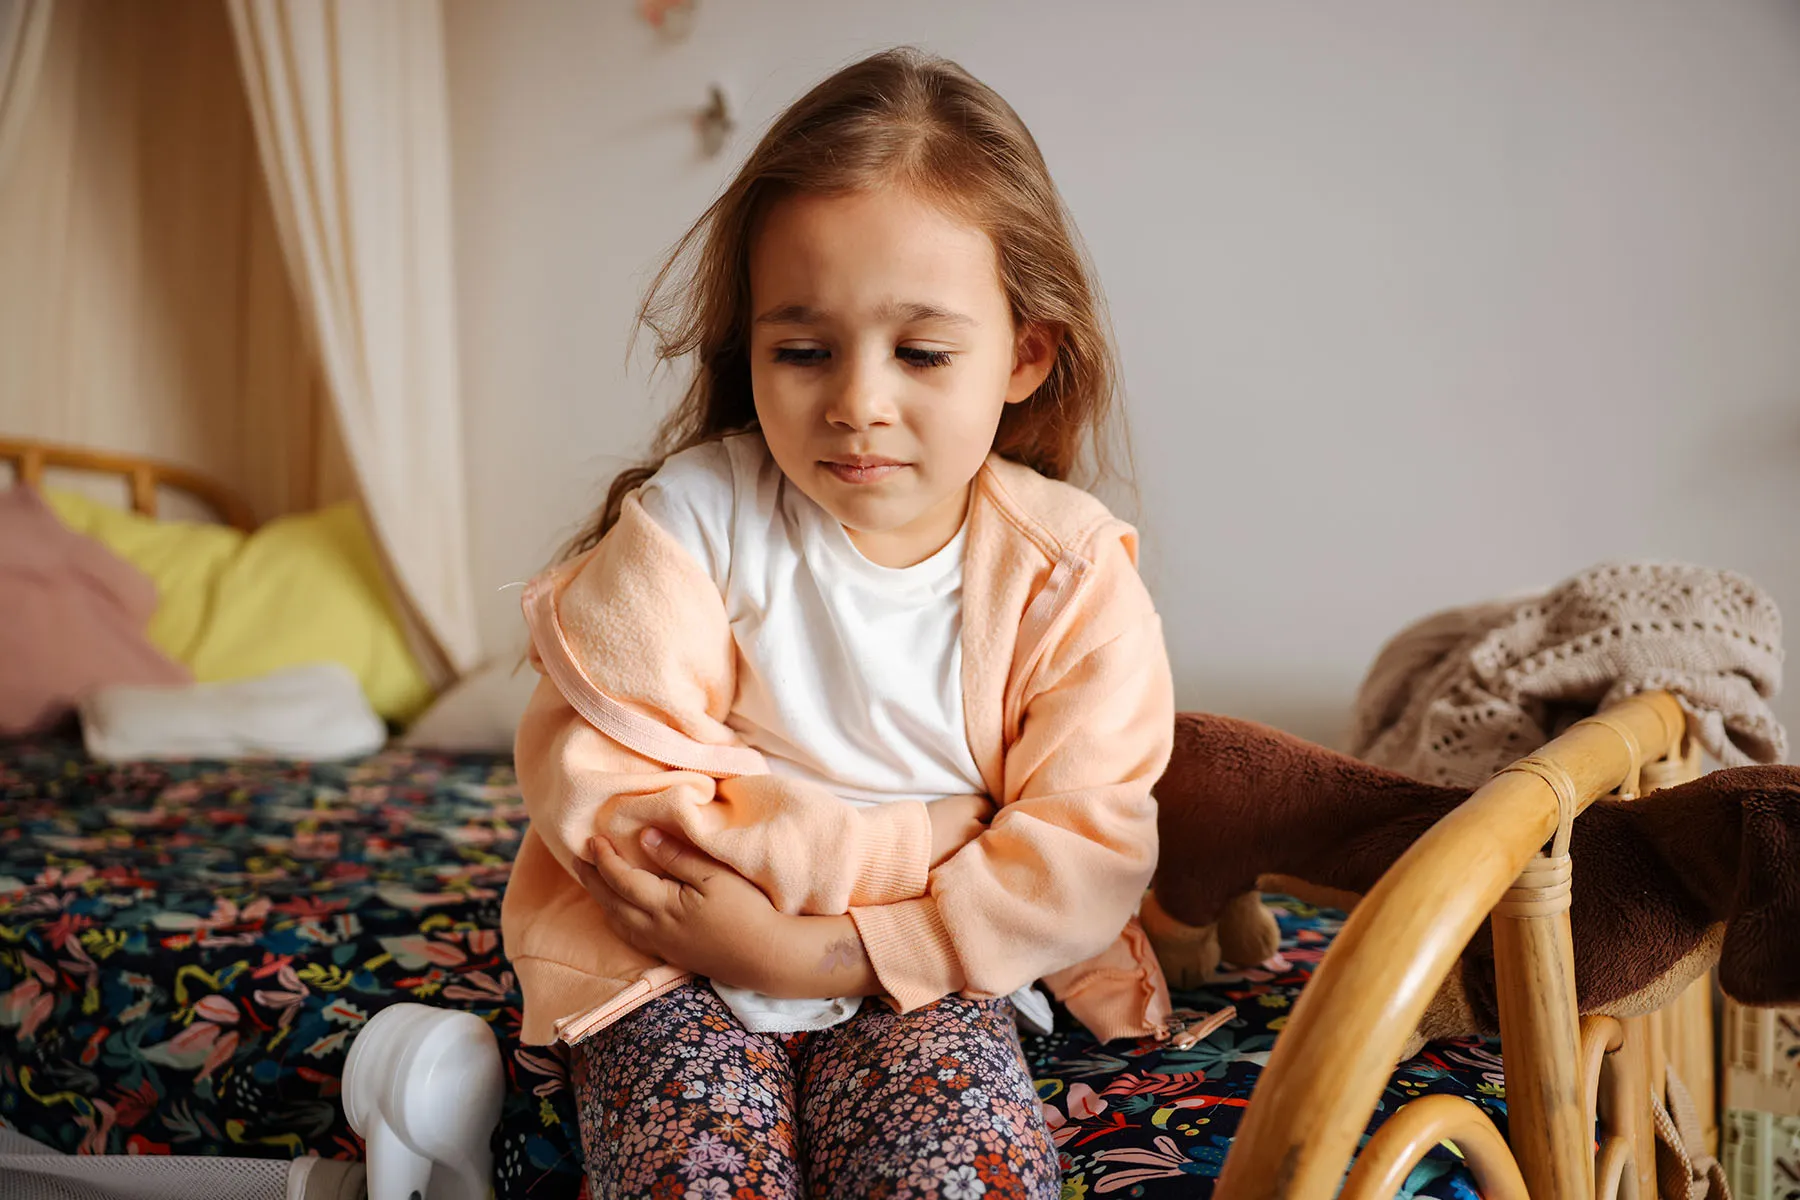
[811,1131,1061,1200]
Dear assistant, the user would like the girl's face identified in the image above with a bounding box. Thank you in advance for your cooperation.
[748,189,1055,568]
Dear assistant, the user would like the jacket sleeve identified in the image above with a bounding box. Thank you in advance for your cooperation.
[848,535,1175,1010]
[517,495,933,913]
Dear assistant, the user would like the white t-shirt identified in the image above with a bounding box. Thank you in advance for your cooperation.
[640,433,985,807]
[637,434,1049,1034]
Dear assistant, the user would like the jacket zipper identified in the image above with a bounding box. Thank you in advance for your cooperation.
[554,971,695,1045]
[1004,550,1094,739]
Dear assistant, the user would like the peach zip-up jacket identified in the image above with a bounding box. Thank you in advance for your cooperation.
[503,451,1176,1046]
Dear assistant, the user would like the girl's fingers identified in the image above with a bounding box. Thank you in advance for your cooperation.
[574,849,663,953]
[589,836,677,912]
[572,852,632,912]
[639,827,722,888]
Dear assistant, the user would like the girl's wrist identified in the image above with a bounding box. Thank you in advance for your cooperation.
[754,913,877,999]
[740,910,799,993]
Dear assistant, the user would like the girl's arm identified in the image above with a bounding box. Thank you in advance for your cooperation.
[847,535,1176,1012]
[755,915,879,999]
[577,826,879,997]
[561,528,1171,1012]
[744,793,997,999]
[522,495,948,915]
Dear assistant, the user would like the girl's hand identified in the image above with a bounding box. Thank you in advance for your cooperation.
[574,829,781,991]
[925,793,995,867]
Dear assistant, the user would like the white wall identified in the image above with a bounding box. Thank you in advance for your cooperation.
[445,0,1800,746]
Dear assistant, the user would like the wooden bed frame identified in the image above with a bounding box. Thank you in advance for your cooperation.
[4,434,1719,1198]
[0,435,258,530]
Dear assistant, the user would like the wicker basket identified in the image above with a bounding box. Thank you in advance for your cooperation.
[1723,1108,1800,1200]
[1724,1000,1800,1199]
[1726,1001,1800,1117]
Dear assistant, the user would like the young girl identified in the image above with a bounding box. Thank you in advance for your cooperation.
[504,48,1175,1199]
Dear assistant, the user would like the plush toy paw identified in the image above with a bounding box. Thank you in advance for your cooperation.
[1216,890,1282,966]
[1140,891,1222,990]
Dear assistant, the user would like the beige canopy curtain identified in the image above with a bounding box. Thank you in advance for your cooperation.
[0,0,52,179]
[0,0,334,523]
[228,0,481,677]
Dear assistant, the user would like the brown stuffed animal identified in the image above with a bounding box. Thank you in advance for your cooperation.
[1143,712,1800,1044]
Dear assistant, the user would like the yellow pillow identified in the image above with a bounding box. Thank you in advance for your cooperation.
[45,491,431,723]
[43,488,243,662]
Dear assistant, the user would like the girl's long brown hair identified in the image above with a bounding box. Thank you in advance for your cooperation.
[562,47,1127,560]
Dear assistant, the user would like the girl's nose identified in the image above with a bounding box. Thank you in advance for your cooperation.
[824,353,898,431]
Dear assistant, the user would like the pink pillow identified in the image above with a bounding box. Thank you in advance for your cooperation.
[0,485,190,736]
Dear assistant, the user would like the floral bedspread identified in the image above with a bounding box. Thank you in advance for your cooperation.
[0,739,1502,1198]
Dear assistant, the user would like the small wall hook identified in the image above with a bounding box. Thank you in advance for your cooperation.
[697,85,734,157]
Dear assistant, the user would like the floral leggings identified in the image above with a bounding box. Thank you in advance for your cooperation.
[572,981,1061,1200]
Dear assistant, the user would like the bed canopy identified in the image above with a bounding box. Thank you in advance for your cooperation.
[0,0,479,682]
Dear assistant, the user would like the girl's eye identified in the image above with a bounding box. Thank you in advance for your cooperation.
[897,347,953,368]
[773,347,829,366]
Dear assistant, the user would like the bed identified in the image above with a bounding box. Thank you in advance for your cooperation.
[0,733,1513,1198]
[0,439,1717,1199]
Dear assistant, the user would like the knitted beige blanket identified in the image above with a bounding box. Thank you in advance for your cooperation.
[1349,562,1786,788]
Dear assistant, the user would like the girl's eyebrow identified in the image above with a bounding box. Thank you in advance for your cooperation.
[754,301,978,328]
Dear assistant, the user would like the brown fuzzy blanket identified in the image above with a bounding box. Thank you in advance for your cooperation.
[1150,712,1800,1036]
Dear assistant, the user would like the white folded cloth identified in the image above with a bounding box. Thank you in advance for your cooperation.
[79,662,386,762]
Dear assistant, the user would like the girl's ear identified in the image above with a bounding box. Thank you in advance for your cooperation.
[1006,322,1062,405]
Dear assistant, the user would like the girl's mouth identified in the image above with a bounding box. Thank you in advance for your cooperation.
[821,458,907,484]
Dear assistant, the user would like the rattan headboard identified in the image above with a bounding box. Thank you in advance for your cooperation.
[0,437,257,531]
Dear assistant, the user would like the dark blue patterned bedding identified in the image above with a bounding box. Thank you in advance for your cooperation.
[0,739,1500,1197]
